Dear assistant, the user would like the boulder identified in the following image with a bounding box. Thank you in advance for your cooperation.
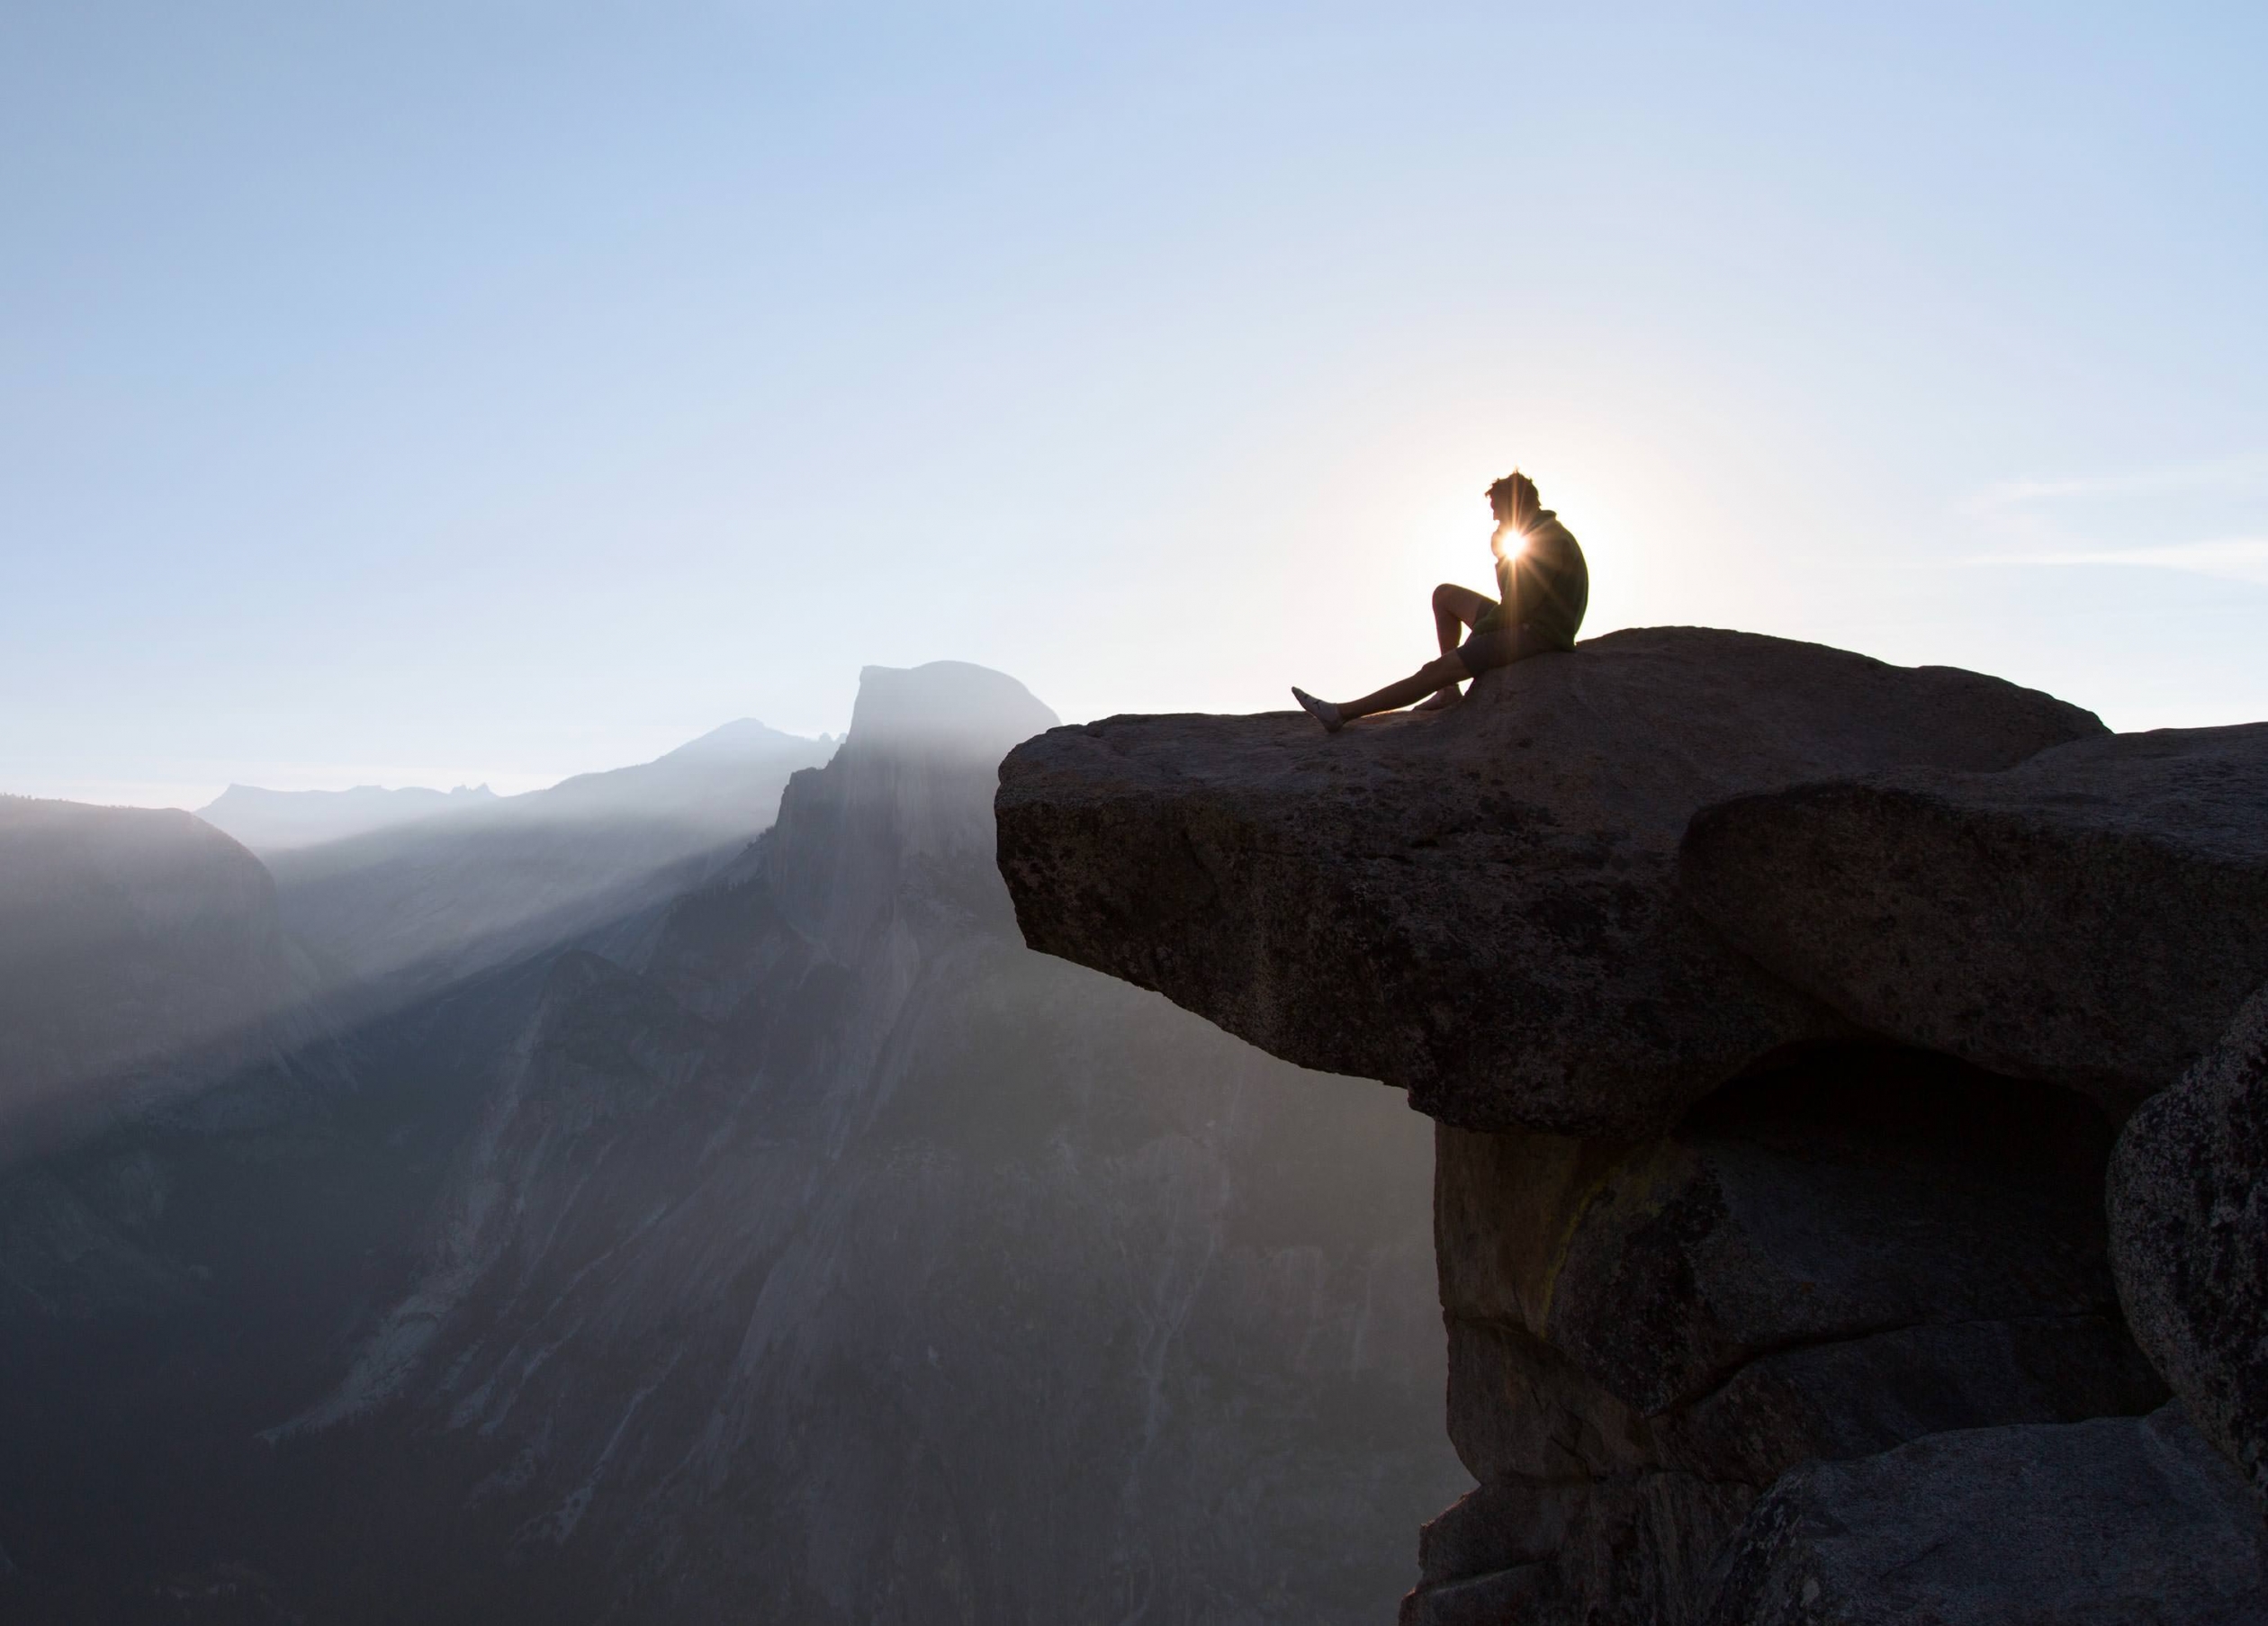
[1681,723,2268,1118]
[1697,1406,2268,1625]
[996,628,2102,1137]
[1412,1046,2165,1624]
[2110,984,2268,1497]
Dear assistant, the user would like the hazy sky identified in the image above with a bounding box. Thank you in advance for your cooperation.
[6,3,2264,806]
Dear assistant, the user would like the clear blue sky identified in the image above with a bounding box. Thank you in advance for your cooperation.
[6,2,2264,805]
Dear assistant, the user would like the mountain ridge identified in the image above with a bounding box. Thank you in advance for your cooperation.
[197,717,827,854]
[0,659,1459,1623]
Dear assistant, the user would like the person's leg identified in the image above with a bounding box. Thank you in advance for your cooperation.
[1294,625,1565,732]
[1415,584,1493,711]
[1432,583,1491,653]
[1324,651,1476,724]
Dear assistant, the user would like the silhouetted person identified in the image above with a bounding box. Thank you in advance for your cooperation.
[1292,470,1588,732]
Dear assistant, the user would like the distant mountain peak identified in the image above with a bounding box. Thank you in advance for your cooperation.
[653,718,803,763]
[846,661,1058,755]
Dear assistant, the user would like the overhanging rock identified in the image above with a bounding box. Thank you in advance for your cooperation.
[995,627,2102,1137]
[1680,722,2268,1117]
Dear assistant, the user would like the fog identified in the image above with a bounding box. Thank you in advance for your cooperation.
[198,781,500,852]
[0,661,1462,1622]
[0,722,836,1162]
[247,719,835,1019]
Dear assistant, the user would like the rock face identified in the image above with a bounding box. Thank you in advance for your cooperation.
[994,626,2264,1625]
[1697,1406,2268,1626]
[996,627,2102,1138]
[2110,984,2268,1498]
[1411,1049,2160,1624]
[1682,723,2268,1118]
[0,795,320,1162]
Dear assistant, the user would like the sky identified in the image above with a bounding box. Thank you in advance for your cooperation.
[4,2,2264,806]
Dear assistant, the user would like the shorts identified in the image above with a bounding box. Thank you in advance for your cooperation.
[1455,621,1571,675]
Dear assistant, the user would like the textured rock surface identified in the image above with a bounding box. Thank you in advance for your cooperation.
[1496,1056,2128,1417]
[1403,1470,1752,1626]
[1697,1406,2268,1625]
[2110,984,2268,1497]
[1410,1046,2164,1623]
[996,627,2102,1137]
[1682,722,2268,1117]
[990,631,2250,1623]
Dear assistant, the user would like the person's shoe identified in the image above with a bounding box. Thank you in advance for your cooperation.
[1291,687,1345,733]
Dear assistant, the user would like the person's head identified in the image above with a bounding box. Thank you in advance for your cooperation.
[1487,470,1540,532]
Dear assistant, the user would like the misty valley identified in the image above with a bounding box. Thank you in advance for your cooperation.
[0,661,1465,1623]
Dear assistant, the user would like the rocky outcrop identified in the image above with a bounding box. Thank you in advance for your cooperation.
[2110,984,2268,1499]
[996,627,2102,1138]
[1438,1055,2128,1422]
[995,627,2264,1625]
[1682,723,2268,1117]
[1697,1406,2268,1625]
[1409,1048,2161,1624]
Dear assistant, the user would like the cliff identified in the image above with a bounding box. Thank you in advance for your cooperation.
[182,660,1465,1622]
[995,628,2104,1137]
[0,795,324,1163]
[996,627,2268,1623]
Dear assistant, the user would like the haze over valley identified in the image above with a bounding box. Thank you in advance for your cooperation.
[0,662,1462,1622]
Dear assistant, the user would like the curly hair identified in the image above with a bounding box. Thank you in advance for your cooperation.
[1486,470,1540,526]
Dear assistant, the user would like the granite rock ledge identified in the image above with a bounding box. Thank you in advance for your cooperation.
[1682,721,2268,1118]
[995,625,2268,1625]
[995,626,2102,1138]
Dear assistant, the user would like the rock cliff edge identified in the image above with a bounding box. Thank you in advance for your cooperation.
[996,626,2268,1625]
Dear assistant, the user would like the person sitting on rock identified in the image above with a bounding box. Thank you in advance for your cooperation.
[1292,470,1588,732]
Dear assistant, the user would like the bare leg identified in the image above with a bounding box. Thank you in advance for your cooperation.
[1333,651,1476,723]
[1292,582,1494,732]
[1415,584,1492,710]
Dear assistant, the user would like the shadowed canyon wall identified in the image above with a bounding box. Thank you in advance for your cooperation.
[0,662,1464,1623]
